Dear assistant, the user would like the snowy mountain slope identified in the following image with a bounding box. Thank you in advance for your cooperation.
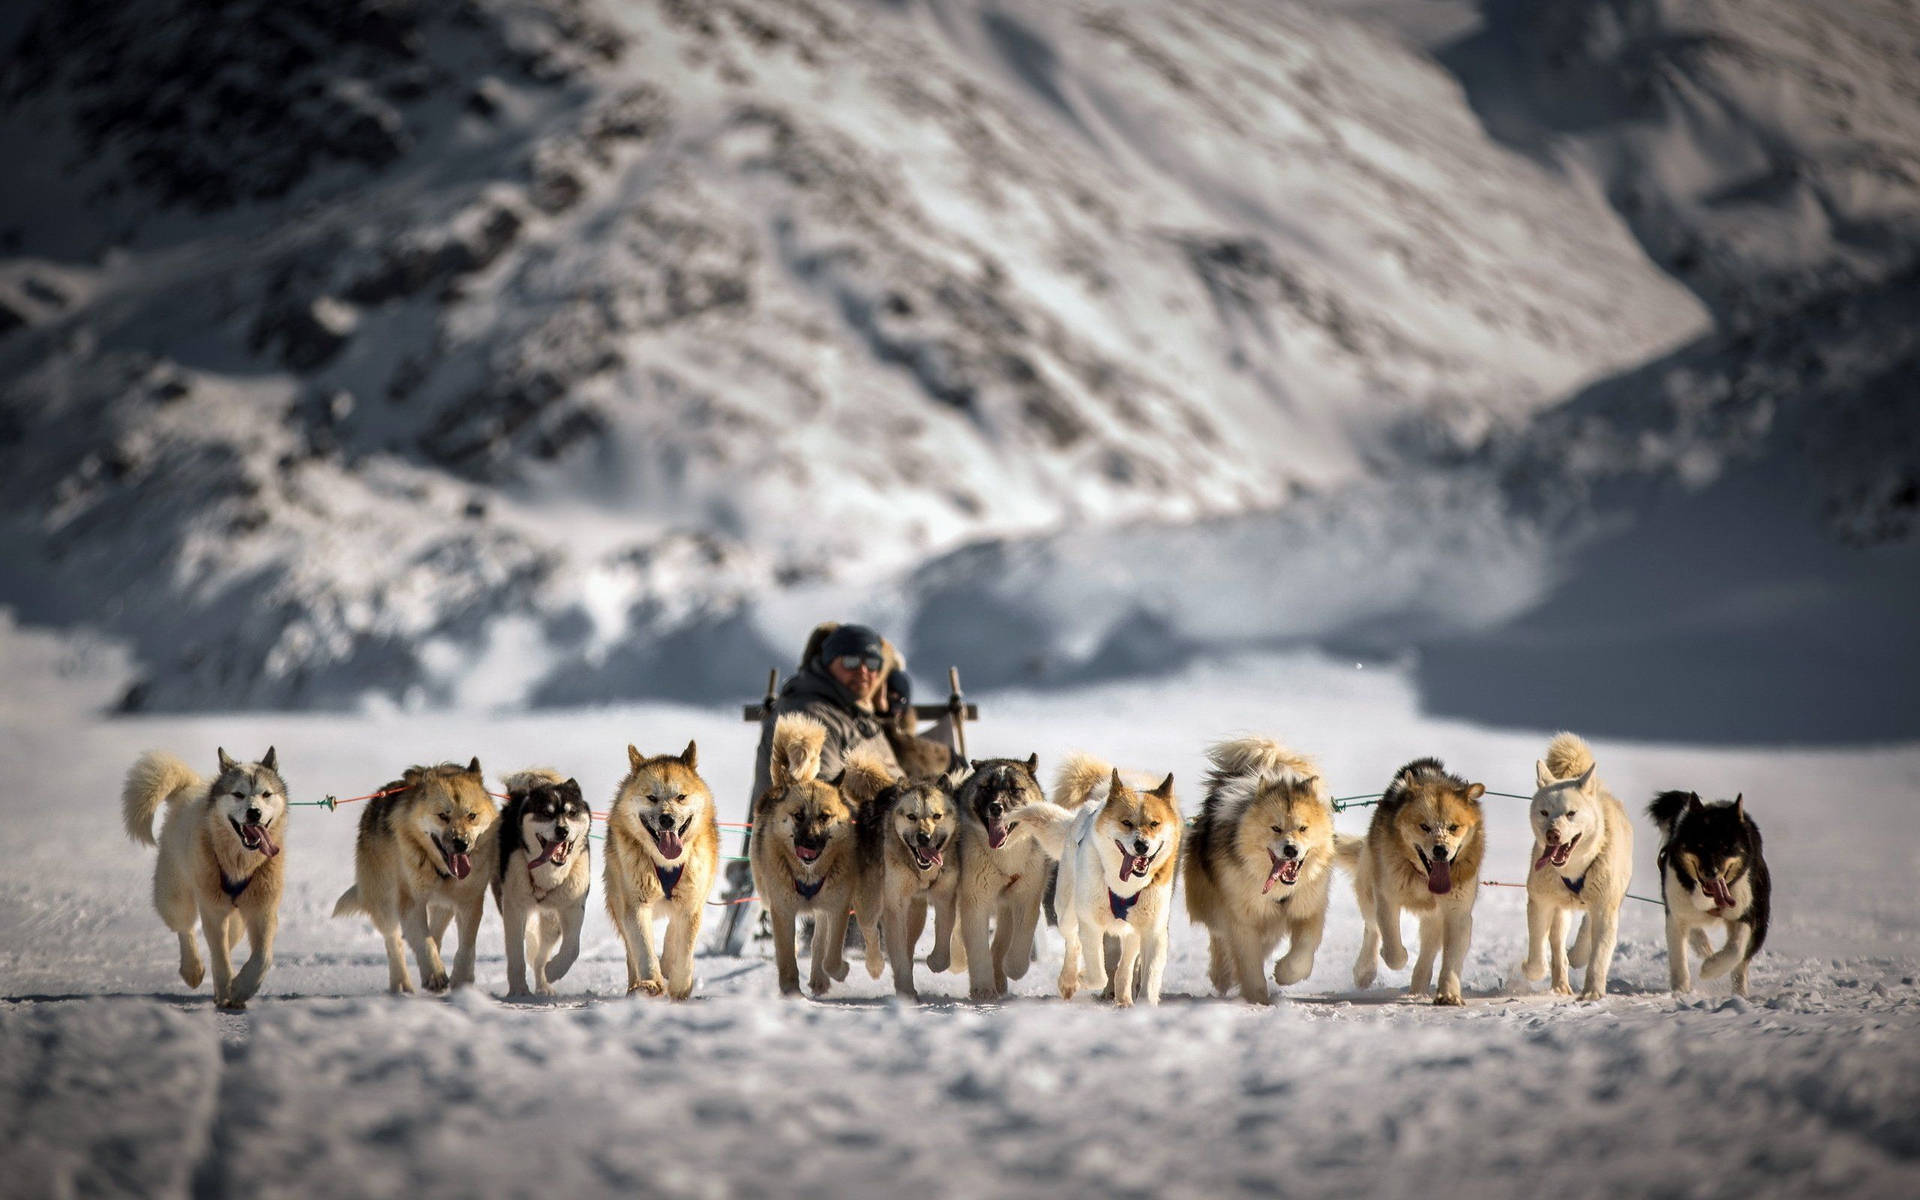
[0,0,1707,711]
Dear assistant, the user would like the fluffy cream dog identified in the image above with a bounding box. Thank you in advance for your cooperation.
[1523,733,1634,1000]
[604,742,719,999]
[122,747,288,1008]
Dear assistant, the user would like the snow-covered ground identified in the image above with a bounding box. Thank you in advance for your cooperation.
[3,618,1917,1198]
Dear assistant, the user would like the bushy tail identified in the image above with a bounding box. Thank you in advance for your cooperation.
[332,885,363,918]
[1543,732,1596,781]
[839,751,896,808]
[501,767,566,796]
[1333,833,1364,870]
[770,713,827,787]
[1646,791,1697,836]
[122,751,202,847]
[1008,802,1076,859]
[1050,752,1113,810]
[1205,737,1317,790]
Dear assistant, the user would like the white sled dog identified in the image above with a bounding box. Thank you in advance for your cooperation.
[333,759,499,993]
[1522,733,1633,1000]
[493,770,592,997]
[1018,755,1181,1007]
[1184,738,1344,1003]
[122,747,289,1008]
[604,742,720,1000]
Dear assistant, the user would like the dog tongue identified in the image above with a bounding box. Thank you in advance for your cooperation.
[654,828,683,859]
[243,824,279,858]
[528,838,560,869]
[1706,878,1735,909]
[448,852,473,880]
[987,823,1009,849]
[1263,852,1286,894]
[919,848,942,869]
[1427,857,1453,894]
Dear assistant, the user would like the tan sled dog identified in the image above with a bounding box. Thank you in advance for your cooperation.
[604,742,719,999]
[1523,733,1633,1000]
[1345,757,1486,1005]
[953,755,1055,1001]
[846,754,969,1000]
[1019,756,1181,1007]
[333,760,498,993]
[1184,738,1341,1003]
[751,715,861,997]
[122,748,288,1008]
[493,770,592,997]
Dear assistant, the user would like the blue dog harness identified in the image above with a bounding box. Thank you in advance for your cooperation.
[795,876,825,901]
[1108,889,1140,920]
[657,864,684,899]
[220,874,252,903]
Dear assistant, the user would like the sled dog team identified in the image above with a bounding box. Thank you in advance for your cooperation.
[121,723,1770,1009]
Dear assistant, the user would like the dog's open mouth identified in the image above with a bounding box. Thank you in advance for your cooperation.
[987,820,1014,849]
[1115,841,1153,882]
[910,841,944,871]
[652,817,691,860]
[1264,850,1300,894]
[230,818,280,858]
[434,836,473,880]
[1416,847,1453,894]
[1703,876,1736,911]
[1534,833,1580,872]
[794,842,823,864]
[528,834,569,869]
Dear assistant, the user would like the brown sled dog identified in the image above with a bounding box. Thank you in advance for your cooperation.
[751,715,862,996]
[122,747,289,1008]
[1343,757,1486,1005]
[1184,737,1342,1003]
[334,760,499,993]
[845,755,970,1000]
[604,741,719,999]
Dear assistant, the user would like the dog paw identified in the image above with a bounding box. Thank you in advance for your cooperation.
[809,973,832,996]
[1381,944,1408,971]
[1688,929,1712,956]
[1551,981,1574,997]
[1114,992,1134,1009]
[669,980,695,1001]
[180,964,205,990]
[423,971,450,993]
[1353,963,1377,990]
[535,981,557,997]
[1275,956,1312,987]
[969,983,1000,1003]
[1433,990,1464,1007]
[894,987,920,1004]
[1058,973,1078,1000]
[926,949,951,973]
[1578,987,1605,1003]
[629,978,665,997]
[828,958,850,983]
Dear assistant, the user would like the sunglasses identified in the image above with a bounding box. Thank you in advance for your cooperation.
[834,653,884,672]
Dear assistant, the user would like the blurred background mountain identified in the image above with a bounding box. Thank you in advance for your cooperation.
[1,0,1914,738]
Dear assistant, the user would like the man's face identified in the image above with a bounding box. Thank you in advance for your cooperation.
[827,652,882,699]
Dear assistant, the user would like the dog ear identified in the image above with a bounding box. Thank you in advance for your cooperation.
[1573,763,1596,793]
[680,740,698,770]
[969,759,985,772]
[261,746,278,772]
[1534,759,1554,789]
[1733,793,1744,821]
[1151,772,1175,799]
[1108,768,1126,798]
[1024,753,1039,779]
[1686,792,1704,815]
[217,747,237,773]
[1463,782,1486,803]
[467,757,483,777]
[628,744,644,770]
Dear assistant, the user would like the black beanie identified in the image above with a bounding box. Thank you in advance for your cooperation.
[886,669,912,705]
[819,623,884,663]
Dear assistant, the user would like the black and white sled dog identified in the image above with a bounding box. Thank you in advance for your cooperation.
[493,770,592,997]
[1647,791,1770,996]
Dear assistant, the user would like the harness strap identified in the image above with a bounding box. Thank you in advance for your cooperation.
[657,863,685,900]
[1564,873,1587,897]
[795,876,825,900]
[221,873,251,903]
[1108,889,1140,920]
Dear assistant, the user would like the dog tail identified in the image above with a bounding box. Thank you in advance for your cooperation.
[1542,732,1595,782]
[122,751,202,847]
[1205,736,1317,786]
[1008,801,1076,859]
[1646,790,1698,836]
[501,767,566,797]
[770,713,828,787]
[1050,752,1113,810]
[1333,833,1364,870]
[331,885,364,918]
[840,750,896,808]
